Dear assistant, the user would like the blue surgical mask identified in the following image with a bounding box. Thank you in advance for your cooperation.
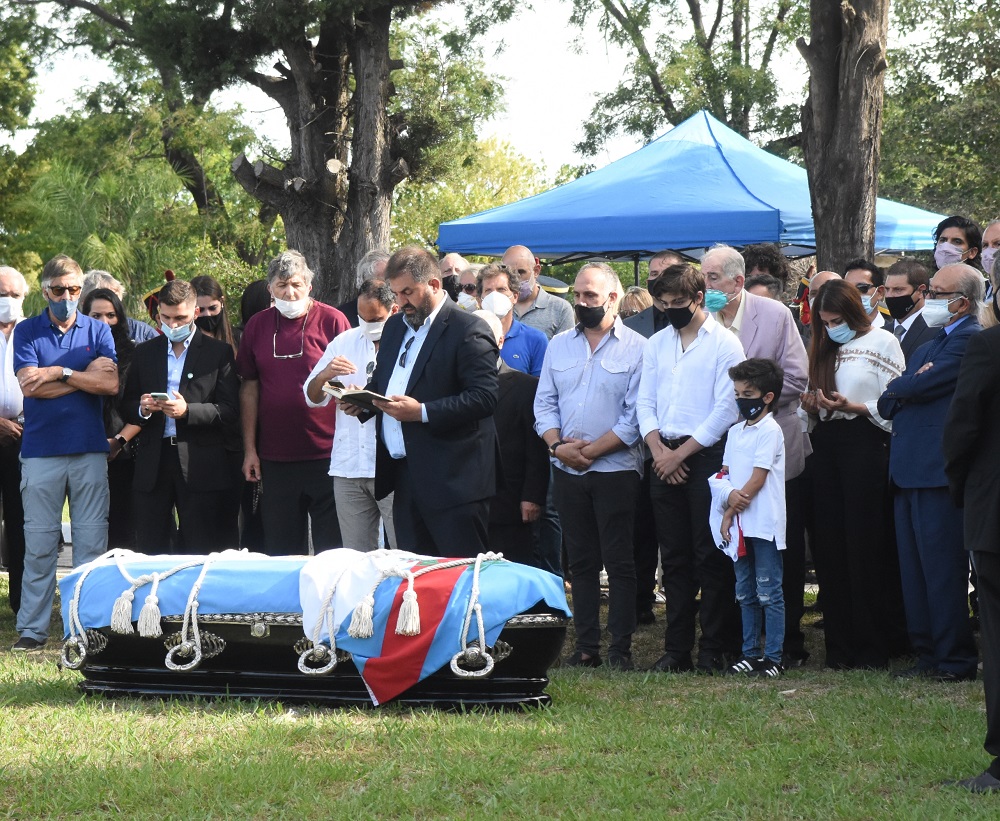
[47,297,78,322]
[161,321,194,343]
[704,289,730,312]
[860,294,874,314]
[826,322,857,345]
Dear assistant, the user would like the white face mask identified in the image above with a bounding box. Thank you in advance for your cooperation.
[359,317,387,342]
[0,296,24,324]
[481,291,513,319]
[274,296,309,319]
[934,243,966,270]
[922,296,961,328]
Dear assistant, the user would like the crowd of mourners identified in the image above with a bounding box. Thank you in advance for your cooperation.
[2,214,1000,792]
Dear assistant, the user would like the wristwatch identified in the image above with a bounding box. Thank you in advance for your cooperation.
[548,439,565,457]
[59,367,72,383]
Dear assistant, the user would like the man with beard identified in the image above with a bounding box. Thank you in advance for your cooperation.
[345,246,499,554]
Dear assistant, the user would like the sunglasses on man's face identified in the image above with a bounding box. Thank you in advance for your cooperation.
[47,285,82,297]
[461,283,478,294]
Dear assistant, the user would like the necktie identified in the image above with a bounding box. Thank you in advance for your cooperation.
[893,324,905,341]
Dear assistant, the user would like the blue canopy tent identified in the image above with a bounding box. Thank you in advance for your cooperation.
[437,110,944,260]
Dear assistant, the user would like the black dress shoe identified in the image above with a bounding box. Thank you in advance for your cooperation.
[696,654,724,675]
[648,653,693,673]
[944,770,1000,793]
[784,650,810,669]
[893,665,930,679]
[563,652,602,669]
[608,652,635,671]
[927,669,977,683]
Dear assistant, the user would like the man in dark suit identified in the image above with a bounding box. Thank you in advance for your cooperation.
[882,258,937,364]
[349,246,499,555]
[472,310,549,568]
[943,265,1000,793]
[124,279,240,553]
[878,263,981,684]
[624,249,684,623]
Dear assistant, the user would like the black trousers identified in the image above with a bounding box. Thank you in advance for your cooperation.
[488,522,542,568]
[259,458,341,555]
[107,456,137,550]
[809,417,890,669]
[650,442,739,660]
[972,551,1000,779]
[0,438,24,615]
[633,458,660,615]
[133,440,238,554]
[553,468,639,657]
[391,457,488,557]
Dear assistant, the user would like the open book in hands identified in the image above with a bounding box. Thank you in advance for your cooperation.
[321,380,388,414]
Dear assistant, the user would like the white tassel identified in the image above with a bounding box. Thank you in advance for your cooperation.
[110,589,135,634]
[347,594,375,639]
[395,586,421,636]
[137,594,162,638]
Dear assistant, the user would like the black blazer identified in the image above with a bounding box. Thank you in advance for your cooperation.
[123,329,240,494]
[886,313,938,364]
[490,363,549,525]
[365,298,500,509]
[943,323,999,554]
[624,305,661,339]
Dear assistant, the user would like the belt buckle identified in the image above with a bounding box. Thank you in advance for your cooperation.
[169,436,178,446]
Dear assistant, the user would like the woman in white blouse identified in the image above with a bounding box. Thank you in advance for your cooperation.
[800,278,904,670]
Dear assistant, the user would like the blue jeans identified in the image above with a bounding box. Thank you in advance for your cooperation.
[734,537,785,662]
[17,453,109,641]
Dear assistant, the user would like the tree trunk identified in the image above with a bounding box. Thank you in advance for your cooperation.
[797,1,890,273]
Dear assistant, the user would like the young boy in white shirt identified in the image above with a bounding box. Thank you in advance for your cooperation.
[712,358,787,678]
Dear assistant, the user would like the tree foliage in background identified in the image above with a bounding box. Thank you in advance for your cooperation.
[880,2,1000,225]
[392,137,546,248]
[5,1,508,304]
[567,0,808,156]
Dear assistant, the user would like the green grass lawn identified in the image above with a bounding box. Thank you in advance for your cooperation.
[0,576,996,819]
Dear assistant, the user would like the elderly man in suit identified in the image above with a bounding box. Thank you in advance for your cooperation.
[345,246,499,555]
[124,279,240,553]
[943,266,1000,793]
[700,244,812,666]
[882,258,937,364]
[878,263,981,684]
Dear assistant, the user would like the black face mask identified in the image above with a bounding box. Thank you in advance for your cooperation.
[574,301,608,329]
[196,313,223,334]
[735,396,767,422]
[884,293,917,321]
[665,302,695,330]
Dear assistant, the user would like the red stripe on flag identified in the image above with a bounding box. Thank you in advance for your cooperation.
[362,562,469,704]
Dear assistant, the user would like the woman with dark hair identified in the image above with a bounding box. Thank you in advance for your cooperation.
[81,287,140,548]
[799,278,904,670]
[237,279,272,346]
[190,275,237,351]
[934,215,984,271]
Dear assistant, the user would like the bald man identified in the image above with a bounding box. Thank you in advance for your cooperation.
[502,245,574,340]
[439,253,469,279]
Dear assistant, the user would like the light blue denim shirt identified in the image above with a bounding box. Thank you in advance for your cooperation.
[534,317,646,475]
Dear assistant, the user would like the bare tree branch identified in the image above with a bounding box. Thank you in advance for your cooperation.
[13,0,131,33]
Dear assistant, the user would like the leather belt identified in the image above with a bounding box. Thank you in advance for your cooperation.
[659,434,691,450]
[162,436,179,446]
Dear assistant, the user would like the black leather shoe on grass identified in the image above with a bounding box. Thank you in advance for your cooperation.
[607,653,635,671]
[563,652,602,669]
[943,771,1000,793]
[11,636,46,653]
[648,653,693,673]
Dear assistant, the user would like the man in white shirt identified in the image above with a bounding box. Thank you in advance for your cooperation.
[637,262,746,674]
[0,266,26,616]
[305,279,398,550]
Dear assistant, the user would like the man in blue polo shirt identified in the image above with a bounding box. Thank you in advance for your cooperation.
[476,263,548,377]
[11,255,118,652]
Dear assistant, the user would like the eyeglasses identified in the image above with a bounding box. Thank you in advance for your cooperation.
[399,336,415,368]
[47,285,82,297]
[273,312,306,359]
[926,290,963,300]
[853,283,876,294]
[461,283,477,294]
